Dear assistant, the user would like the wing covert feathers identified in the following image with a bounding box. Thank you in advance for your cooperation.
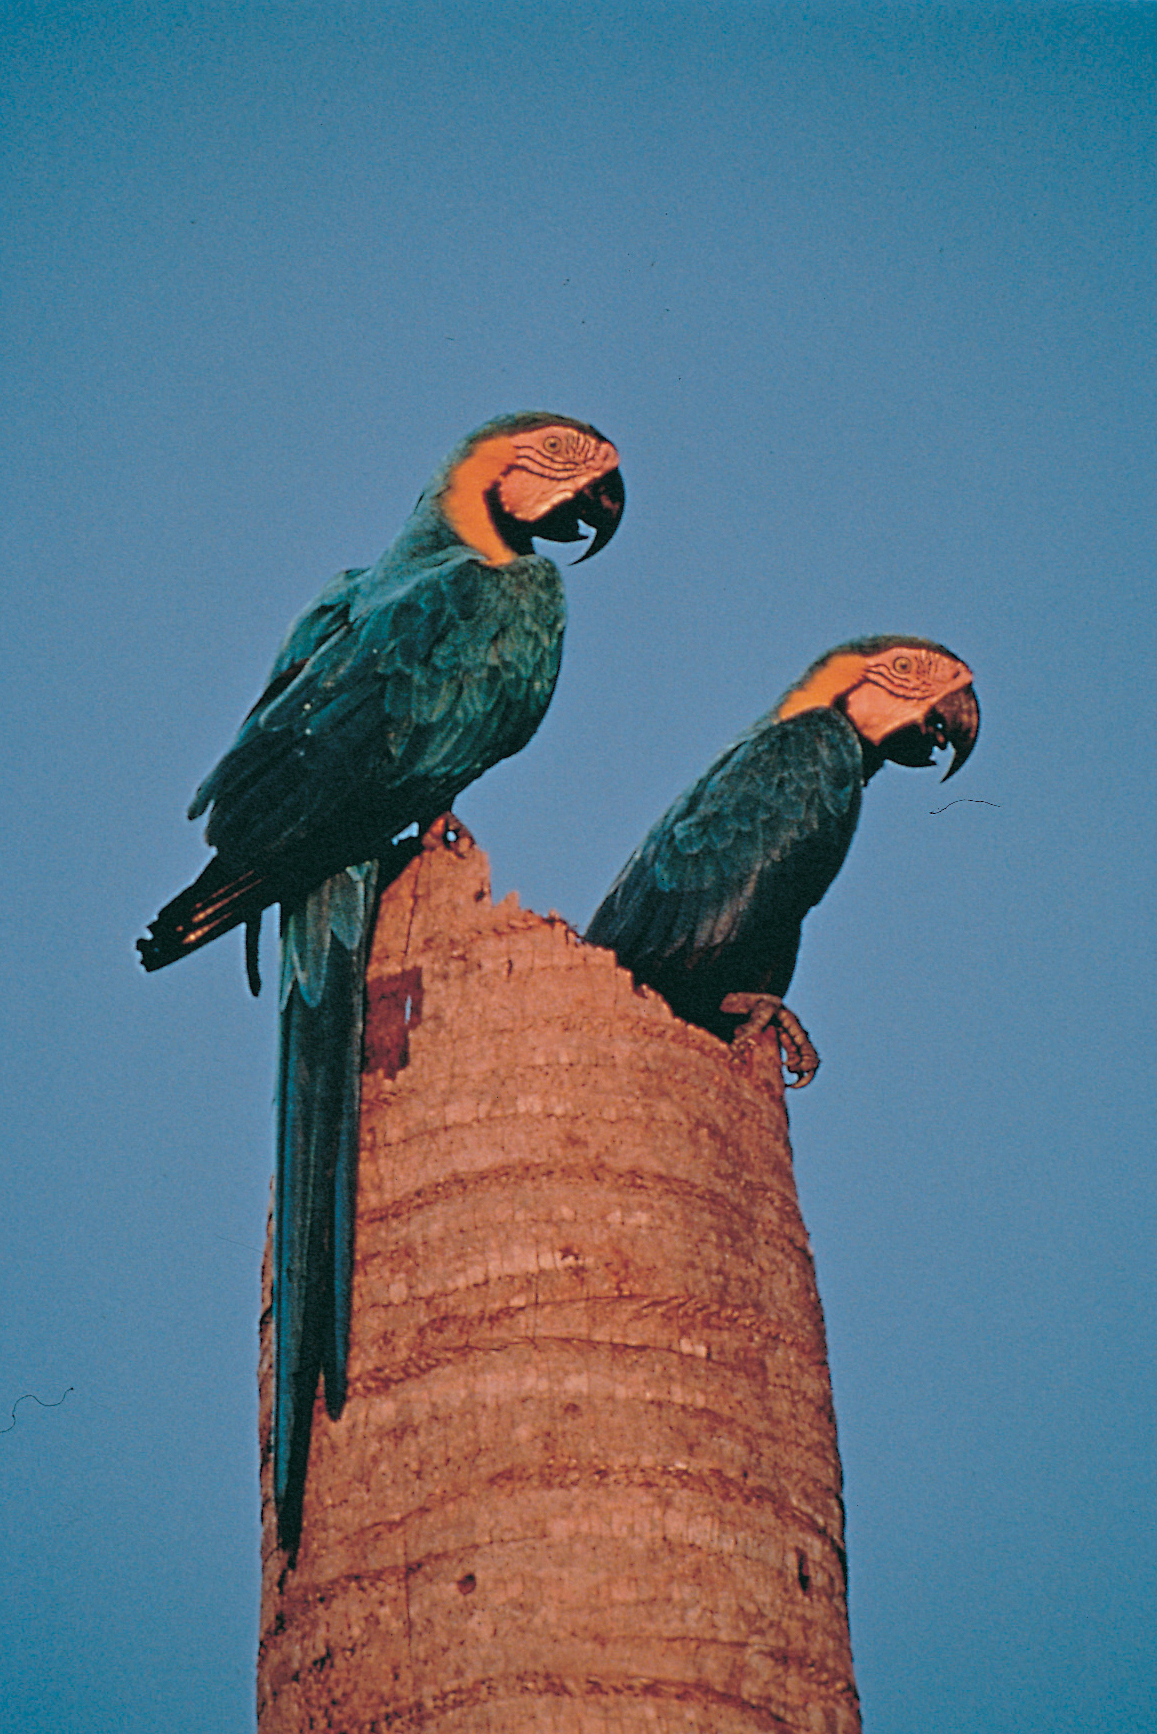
[586,709,864,1037]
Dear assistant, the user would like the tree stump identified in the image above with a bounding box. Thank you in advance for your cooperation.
[257,827,860,1733]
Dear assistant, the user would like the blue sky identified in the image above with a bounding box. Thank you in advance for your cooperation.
[3,5,1155,1730]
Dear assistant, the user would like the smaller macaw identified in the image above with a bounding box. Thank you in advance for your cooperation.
[585,637,980,1086]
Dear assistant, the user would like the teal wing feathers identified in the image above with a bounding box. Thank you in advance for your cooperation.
[586,709,864,1038]
[190,550,564,877]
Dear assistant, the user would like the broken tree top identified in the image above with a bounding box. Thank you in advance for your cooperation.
[257,828,859,1734]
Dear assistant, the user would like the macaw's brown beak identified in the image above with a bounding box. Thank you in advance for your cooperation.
[936,683,980,780]
[529,466,625,561]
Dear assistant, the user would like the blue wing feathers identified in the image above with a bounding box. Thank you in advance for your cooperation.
[195,549,562,878]
[586,709,864,1037]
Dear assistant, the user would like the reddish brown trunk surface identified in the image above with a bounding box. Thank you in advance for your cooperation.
[257,829,860,1733]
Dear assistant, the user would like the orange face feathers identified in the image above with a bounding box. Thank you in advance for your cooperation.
[440,420,623,565]
[439,435,521,564]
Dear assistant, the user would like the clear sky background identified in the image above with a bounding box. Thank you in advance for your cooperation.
[3,5,1154,1730]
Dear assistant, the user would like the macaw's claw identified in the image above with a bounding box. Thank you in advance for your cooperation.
[422,812,475,857]
[720,993,821,1089]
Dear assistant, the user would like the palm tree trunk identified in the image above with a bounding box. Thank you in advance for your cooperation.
[257,826,860,1733]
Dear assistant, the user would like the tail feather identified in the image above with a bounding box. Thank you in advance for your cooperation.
[273,863,380,1560]
[137,857,270,971]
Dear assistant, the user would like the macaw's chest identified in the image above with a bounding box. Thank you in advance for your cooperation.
[346,556,567,842]
[473,557,567,722]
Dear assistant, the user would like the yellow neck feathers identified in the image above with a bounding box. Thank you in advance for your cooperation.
[775,653,867,721]
[440,435,521,565]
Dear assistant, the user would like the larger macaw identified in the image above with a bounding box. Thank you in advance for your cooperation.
[138,413,624,1555]
[586,636,979,1085]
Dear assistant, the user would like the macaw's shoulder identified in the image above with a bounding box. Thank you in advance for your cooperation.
[651,707,864,888]
[347,549,560,665]
[586,704,866,974]
[268,549,484,674]
[249,541,554,721]
[188,542,564,843]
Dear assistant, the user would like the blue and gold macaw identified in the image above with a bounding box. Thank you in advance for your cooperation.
[586,636,979,1086]
[138,414,624,1554]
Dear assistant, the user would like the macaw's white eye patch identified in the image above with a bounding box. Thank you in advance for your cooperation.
[863,648,941,701]
[862,648,973,703]
[498,427,620,523]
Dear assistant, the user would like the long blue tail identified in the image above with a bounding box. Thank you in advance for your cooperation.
[273,861,380,1558]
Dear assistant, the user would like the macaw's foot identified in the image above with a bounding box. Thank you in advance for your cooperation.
[422,812,475,857]
[720,993,821,1089]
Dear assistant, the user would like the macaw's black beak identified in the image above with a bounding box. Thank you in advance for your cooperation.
[529,466,626,561]
[486,468,625,562]
[935,683,980,780]
[573,466,625,561]
[881,683,981,779]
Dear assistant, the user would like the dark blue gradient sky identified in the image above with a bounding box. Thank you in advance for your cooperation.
[3,6,1154,1730]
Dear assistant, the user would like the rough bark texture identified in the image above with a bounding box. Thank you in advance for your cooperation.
[257,829,860,1734]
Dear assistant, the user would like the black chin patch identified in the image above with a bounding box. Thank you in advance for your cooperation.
[485,483,593,560]
[882,723,937,769]
[526,496,589,544]
[484,484,536,556]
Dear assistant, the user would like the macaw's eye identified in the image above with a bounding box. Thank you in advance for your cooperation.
[543,435,563,454]
[894,655,912,673]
